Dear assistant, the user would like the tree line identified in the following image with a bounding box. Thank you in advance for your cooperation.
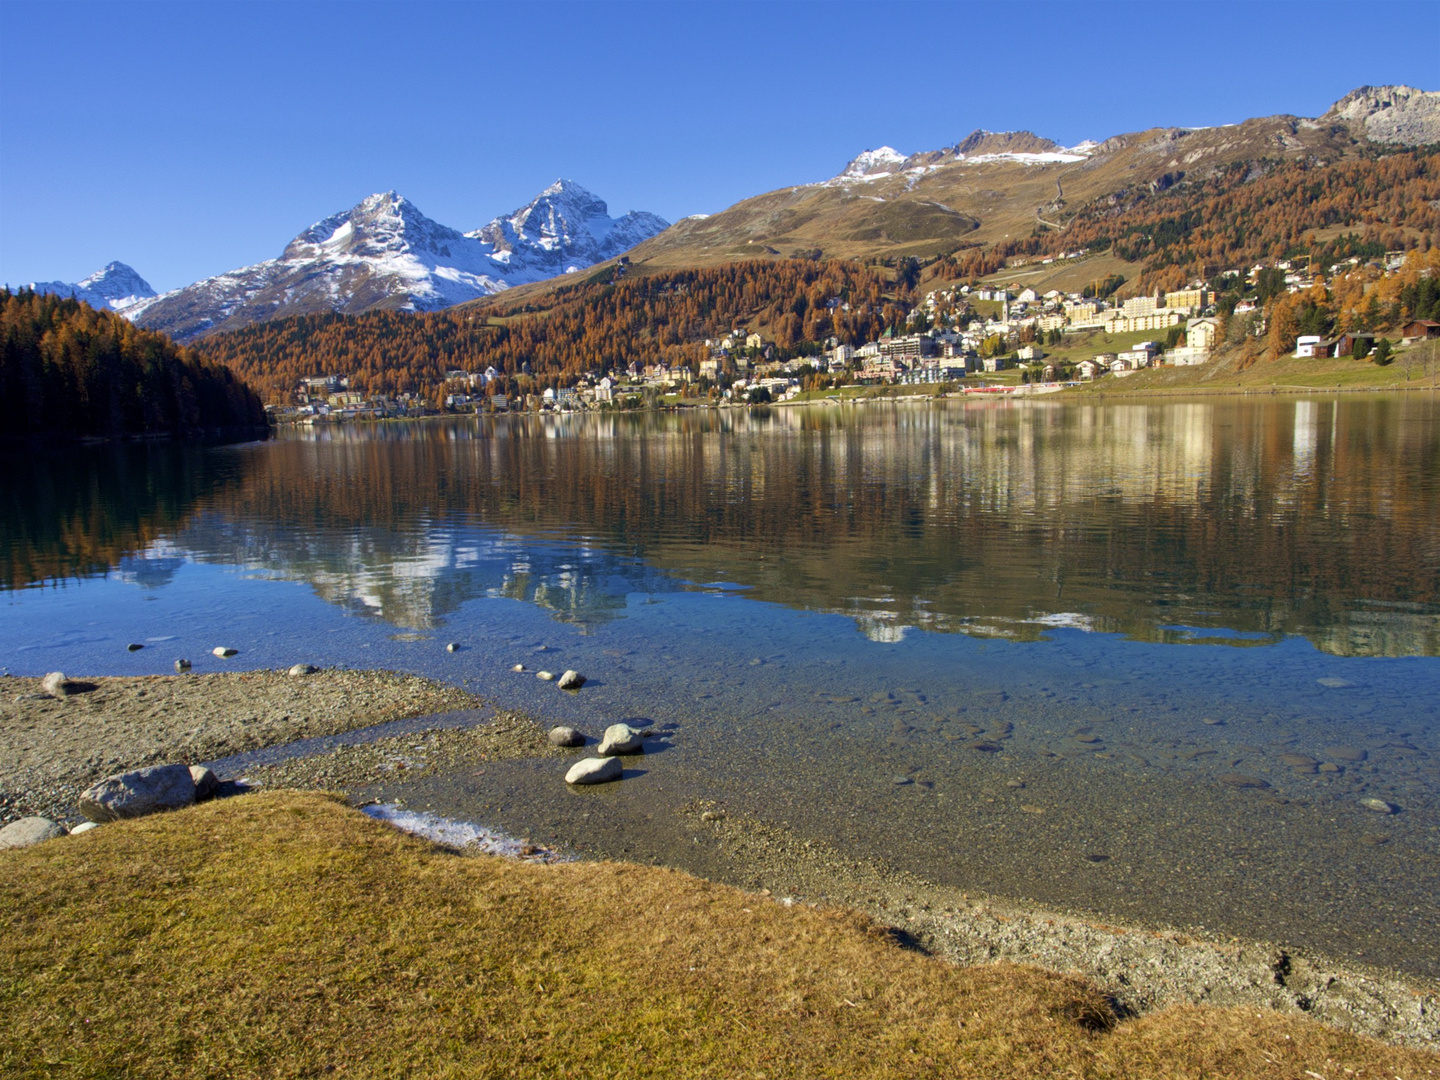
[198,260,914,403]
[0,290,268,441]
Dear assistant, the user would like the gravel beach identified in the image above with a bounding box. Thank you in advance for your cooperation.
[0,669,484,825]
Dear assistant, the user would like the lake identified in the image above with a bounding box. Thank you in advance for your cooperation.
[4,394,1438,977]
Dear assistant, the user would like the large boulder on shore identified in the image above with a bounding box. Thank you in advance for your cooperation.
[41,672,76,698]
[597,723,644,756]
[565,757,623,785]
[0,817,66,850]
[79,764,197,822]
[189,765,220,801]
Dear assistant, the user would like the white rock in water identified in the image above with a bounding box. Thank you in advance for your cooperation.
[174,658,192,673]
[512,664,526,672]
[1360,798,1398,814]
[536,671,555,681]
[190,765,220,801]
[557,670,586,690]
[565,757,622,785]
[446,643,460,652]
[78,764,197,822]
[69,822,99,835]
[548,726,584,747]
[597,723,644,756]
[41,672,75,697]
[212,647,237,658]
[288,663,318,676]
[0,817,66,850]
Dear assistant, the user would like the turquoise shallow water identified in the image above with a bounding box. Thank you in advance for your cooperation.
[3,396,1438,975]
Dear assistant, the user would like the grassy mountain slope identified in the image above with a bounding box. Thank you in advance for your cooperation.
[628,113,1374,270]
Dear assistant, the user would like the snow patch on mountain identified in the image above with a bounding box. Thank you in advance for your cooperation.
[28,261,157,314]
[954,150,1090,166]
[823,129,1092,186]
[838,147,908,180]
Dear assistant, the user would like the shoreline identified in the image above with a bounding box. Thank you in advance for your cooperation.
[4,668,1437,1048]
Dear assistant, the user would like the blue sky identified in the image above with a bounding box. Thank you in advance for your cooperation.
[2,0,1437,293]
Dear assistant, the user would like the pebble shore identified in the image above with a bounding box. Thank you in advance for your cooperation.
[0,670,484,825]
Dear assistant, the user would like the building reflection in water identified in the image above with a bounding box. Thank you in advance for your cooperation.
[3,396,1437,655]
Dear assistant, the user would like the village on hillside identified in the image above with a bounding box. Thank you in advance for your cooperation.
[270,250,1440,424]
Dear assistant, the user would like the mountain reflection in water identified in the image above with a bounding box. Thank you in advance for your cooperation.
[4,395,1438,656]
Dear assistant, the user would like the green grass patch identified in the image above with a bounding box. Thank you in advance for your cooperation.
[1,792,1430,1078]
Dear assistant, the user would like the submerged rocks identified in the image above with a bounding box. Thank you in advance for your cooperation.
[212,647,238,658]
[557,670,586,691]
[1360,798,1399,814]
[536,671,555,682]
[0,816,66,850]
[1218,773,1269,790]
[79,764,197,822]
[41,672,76,698]
[564,757,622,785]
[548,726,585,747]
[126,643,144,652]
[597,723,644,756]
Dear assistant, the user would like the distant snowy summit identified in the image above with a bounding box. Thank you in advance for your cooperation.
[28,261,157,314]
[468,179,669,278]
[64,181,667,343]
[828,129,1096,185]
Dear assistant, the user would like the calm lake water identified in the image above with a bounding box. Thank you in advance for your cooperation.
[4,395,1439,976]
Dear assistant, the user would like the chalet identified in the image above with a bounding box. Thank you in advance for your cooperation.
[1294,335,1325,358]
[1401,319,1440,343]
[1076,358,1103,380]
[1334,331,1375,358]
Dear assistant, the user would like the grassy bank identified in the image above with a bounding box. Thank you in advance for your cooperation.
[3,792,1433,1078]
[1068,347,1440,396]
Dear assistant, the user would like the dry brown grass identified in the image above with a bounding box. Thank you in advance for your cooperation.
[2,791,1434,1078]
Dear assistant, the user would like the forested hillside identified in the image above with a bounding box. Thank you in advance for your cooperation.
[935,149,1440,291]
[0,291,268,441]
[198,261,912,402]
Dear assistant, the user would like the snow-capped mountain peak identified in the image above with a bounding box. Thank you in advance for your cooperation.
[28,260,157,314]
[121,183,669,342]
[467,179,669,273]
